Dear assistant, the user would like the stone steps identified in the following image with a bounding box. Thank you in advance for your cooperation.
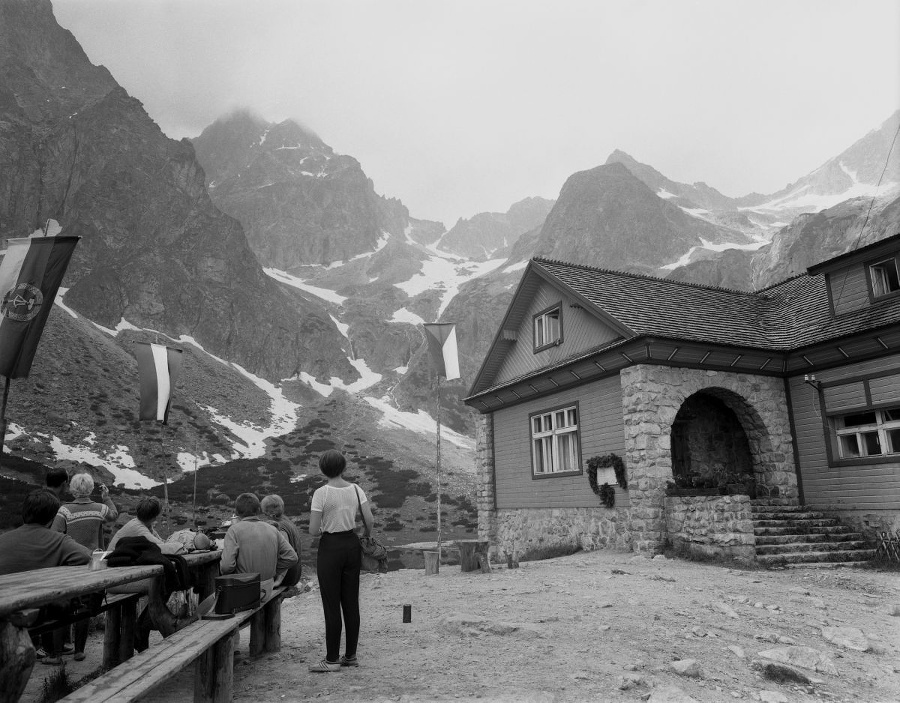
[754,532,865,546]
[754,525,853,537]
[755,549,876,566]
[755,540,870,555]
[754,518,842,529]
[751,500,873,568]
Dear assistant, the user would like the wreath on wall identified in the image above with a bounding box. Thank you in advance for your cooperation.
[586,453,628,496]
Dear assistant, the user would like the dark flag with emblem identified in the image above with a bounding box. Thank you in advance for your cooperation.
[0,236,80,379]
[423,323,460,380]
[134,342,183,424]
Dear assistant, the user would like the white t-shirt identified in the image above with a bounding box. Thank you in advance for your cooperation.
[310,484,369,533]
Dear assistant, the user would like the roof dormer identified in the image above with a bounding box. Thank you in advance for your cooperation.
[807,233,900,316]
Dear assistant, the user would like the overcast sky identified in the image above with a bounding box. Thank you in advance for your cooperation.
[53,0,900,227]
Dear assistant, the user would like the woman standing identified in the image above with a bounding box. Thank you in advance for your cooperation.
[52,473,118,661]
[308,450,374,672]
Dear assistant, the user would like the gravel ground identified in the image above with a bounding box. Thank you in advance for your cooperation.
[27,550,900,703]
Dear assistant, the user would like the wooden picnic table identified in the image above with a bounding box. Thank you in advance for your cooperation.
[0,550,221,703]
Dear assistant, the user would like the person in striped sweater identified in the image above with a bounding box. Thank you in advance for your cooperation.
[52,473,119,659]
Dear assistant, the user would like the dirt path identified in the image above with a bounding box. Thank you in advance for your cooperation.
[31,550,900,702]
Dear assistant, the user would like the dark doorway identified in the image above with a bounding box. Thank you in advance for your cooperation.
[671,392,755,494]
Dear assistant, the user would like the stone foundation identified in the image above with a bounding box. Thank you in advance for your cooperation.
[492,507,633,561]
[664,495,755,561]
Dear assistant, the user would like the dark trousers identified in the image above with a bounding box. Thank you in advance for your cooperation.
[316,531,361,662]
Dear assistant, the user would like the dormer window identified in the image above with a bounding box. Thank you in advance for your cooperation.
[870,256,900,298]
[533,304,562,352]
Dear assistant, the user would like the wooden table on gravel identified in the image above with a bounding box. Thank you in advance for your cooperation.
[0,550,221,703]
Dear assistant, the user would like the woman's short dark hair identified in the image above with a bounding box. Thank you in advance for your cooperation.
[318,450,346,478]
[45,468,69,489]
[22,490,61,525]
[234,493,260,518]
[135,497,162,523]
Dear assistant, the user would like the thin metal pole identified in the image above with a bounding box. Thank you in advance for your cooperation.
[436,377,442,559]
[192,454,198,529]
[160,426,169,538]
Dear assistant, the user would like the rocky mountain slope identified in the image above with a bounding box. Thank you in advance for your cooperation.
[0,0,349,384]
[436,196,555,260]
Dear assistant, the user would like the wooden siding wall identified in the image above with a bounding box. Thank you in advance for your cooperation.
[789,353,900,510]
[829,266,869,316]
[492,374,629,509]
[492,281,621,388]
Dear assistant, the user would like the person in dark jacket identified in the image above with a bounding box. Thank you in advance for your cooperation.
[0,490,91,665]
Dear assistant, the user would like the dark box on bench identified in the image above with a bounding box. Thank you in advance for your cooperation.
[214,573,260,614]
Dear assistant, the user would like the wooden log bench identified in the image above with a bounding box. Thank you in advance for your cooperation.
[60,587,286,703]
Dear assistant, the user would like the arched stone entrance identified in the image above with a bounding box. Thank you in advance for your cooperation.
[671,391,756,496]
[620,365,798,553]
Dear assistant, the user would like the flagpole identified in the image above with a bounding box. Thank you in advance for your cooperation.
[435,375,442,561]
[0,376,10,472]
[160,427,170,538]
[192,453,198,529]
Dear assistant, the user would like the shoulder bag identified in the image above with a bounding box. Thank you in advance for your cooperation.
[354,485,388,573]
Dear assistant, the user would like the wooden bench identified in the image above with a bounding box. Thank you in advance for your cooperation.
[61,587,286,703]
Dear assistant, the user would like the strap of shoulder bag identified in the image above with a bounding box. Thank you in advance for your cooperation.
[354,485,371,536]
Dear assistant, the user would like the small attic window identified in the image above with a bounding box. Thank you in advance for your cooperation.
[533,304,562,352]
[870,257,900,298]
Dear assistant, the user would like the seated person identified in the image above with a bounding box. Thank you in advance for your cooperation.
[108,496,180,554]
[53,472,118,550]
[260,494,303,589]
[0,490,91,665]
[106,497,185,651]
[51,473,119,660]
[221,493,298,600]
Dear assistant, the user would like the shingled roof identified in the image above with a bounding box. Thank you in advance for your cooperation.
[532,258,900,351]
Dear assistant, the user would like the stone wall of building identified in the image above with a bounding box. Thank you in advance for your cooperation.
[664,494,755,561]
[475,413,498,546]
[491,507,632,561]
[621,365,797,553]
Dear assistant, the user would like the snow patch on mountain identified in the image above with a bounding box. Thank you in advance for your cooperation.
[657,188,677,199]
[390,307,426,325]
[503,261,528,274]
[330,314,350,338]
[661,237,769,271]
[48,435,159,488]
[739,160,899,215]
[176,452,213,472]
[394,255,506,317]
[177,334,302,456]
[294,356,383,398]
[363,396,474,450]
[264,268,347,304]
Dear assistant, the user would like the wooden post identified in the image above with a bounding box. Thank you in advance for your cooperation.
[119,598,136,663]
[0,620,36,703]
[248,609,265,657]
[103,606,122,668]
[263,597,282,653]
[458,541,480,572]
[423,550,439,575]
[195,631,235,703]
